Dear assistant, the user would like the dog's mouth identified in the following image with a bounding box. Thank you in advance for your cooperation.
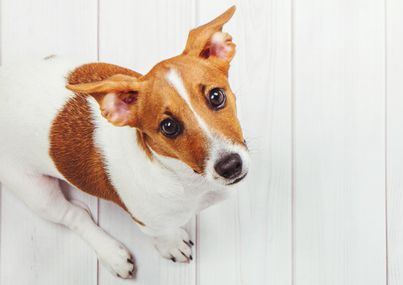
[227,172,248,185]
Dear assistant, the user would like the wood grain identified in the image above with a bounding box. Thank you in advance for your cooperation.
[294,0,386,284]
[197,1,293,285]
[387,0,403,283]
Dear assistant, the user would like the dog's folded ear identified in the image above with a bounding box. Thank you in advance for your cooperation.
[66,74,147,127]
[66,74,144,93]
[183,6,236,65]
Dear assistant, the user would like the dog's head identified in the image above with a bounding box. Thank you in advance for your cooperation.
[67,6,249,187]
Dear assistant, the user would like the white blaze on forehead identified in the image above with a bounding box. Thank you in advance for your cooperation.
[166,68,212,137]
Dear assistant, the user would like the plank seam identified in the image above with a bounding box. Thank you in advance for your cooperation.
[0,0,3,283]
[0,184,2,285]
[384,0,389,284]
[97,0,100,63]
[0,0,2,66]
[290,0,296,283]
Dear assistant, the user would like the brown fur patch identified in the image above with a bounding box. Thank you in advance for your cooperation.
[50,63,144,226]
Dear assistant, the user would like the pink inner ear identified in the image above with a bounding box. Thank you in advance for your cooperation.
[101,93,132,125]
[208,32,234,60]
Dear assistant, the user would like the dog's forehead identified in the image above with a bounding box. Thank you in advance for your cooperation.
[155,59,229,112]
[143,56,243,146]
[153,56,226,82]
[148,58,224,108]
[142,65,204,129]
[185,58,225,78]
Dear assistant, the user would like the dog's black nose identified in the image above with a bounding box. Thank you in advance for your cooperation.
[214,153,243,179]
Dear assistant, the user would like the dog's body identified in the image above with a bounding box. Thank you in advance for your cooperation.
[0,57,228,276]
[0,6,249,279]
[0,57,225,220]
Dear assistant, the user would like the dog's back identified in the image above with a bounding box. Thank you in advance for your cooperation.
[0,57,76,178]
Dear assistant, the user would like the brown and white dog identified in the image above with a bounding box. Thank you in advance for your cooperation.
[0,6,249,278]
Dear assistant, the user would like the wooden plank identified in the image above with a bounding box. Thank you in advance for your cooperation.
[294,0,386,284]
[97,1,196,284]
[0,0,2,65]
[0,0,98,284]
[0,183,2,284]
[0,1,2,282]
[197,1,292,285]
[386,0,403,283]
[1,0,97,61]
[99,0,195,74]
[1,185,98,285]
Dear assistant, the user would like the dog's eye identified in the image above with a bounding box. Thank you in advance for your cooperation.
[208,88,226,110]
[160,118,181,138]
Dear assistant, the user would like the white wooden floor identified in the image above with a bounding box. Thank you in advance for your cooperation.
[0,0,402,284]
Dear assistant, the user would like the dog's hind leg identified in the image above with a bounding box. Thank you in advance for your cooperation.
[0,168,135,279]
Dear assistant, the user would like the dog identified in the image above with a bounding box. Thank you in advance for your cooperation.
[0,6,249,279]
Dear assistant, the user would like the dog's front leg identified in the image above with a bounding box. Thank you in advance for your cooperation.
[0,170,135,279]
[140,226,193,263]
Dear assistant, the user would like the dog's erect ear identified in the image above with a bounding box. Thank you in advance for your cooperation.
[183,6,236,64]
[66,74,147,127]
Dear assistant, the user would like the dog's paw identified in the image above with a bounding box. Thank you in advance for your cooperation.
[96,240,136,279]
[153,228,194,263]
